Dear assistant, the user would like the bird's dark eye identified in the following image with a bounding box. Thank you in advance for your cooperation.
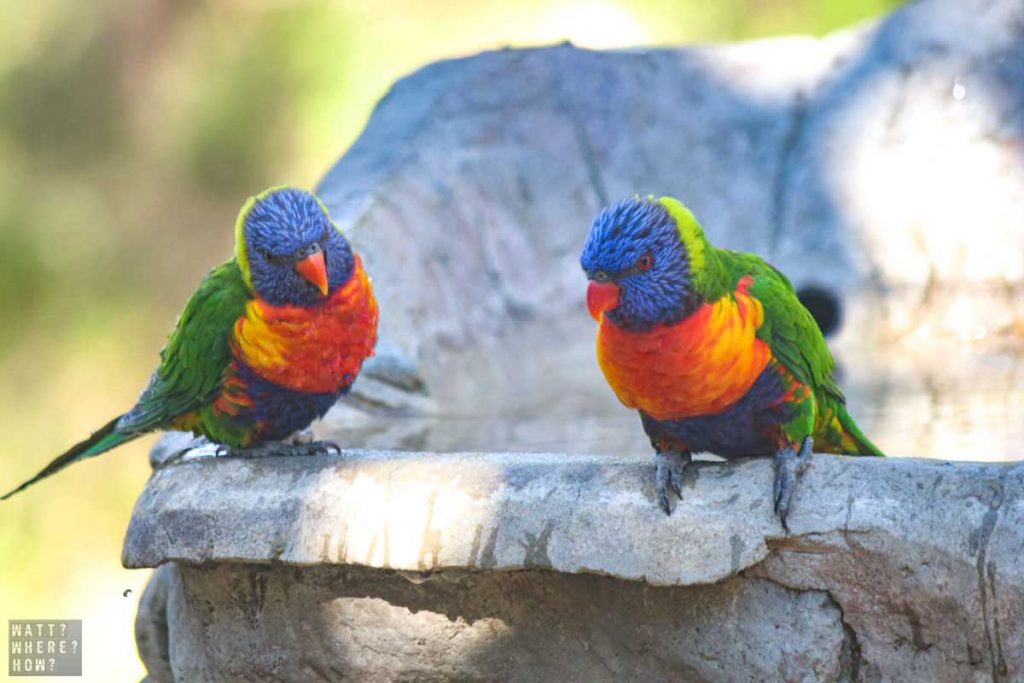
[258,247,290,266]
[593,270,610,282]
[636,253,653,271]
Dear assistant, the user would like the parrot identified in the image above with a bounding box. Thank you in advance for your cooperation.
[580,195,882,528]
[2,187,379,500]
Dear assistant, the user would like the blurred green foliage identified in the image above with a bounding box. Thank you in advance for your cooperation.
[0,0,900,678]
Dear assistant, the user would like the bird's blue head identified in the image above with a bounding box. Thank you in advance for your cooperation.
[580,197,698,331]
[236,187,355,307]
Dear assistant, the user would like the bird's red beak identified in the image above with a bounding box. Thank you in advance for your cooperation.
[295,250,329,296]
[587,281,620,321]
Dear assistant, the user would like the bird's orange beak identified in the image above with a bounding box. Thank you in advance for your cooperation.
[295,250,329,296]
[587,281,620,321]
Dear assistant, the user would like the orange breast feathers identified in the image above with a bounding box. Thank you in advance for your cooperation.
[596,284,771,421]
[232,256,379,394]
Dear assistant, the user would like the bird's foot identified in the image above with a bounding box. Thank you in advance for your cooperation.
[152,436,216,470]
[655,450,691,515]
[773,436,814,531]
[153,447,192,470]
[298,440,341,457]
[215,440,341,459]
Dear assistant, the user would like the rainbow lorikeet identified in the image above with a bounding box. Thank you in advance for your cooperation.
[2,187,378,500]
[581,196,882,527]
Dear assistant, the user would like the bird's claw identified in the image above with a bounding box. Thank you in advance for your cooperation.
[773,436,813,531]
[655,450,691,515]
[306,440,341,457]
[153,448,191,470]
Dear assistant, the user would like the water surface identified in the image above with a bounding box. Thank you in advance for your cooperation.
[322,344,1024,463]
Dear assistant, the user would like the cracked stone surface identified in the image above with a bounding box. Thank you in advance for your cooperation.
[129,448,1024,682]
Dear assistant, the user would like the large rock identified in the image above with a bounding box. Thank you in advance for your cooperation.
[128,449,1024,681]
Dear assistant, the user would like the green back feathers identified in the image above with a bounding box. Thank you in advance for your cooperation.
[121,260,251,433]
[745,265,842,399]
[2,257,252,500]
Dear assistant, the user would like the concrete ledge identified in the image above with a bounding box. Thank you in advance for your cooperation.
[126,447,779,584]
[124,446,1017,584]
[126,445,1024,681]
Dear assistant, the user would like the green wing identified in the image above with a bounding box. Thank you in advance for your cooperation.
[119,260,251,432]
[724,251,843,402]
[1,260,251,500]
[729,251,882,455]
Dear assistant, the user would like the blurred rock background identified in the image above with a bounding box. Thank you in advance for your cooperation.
[15,0,1009,678]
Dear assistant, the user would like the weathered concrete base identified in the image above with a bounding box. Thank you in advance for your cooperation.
[141,562,853,683]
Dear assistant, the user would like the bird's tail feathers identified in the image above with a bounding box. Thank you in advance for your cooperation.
[833,404,884,457]
[1,417,138,500]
